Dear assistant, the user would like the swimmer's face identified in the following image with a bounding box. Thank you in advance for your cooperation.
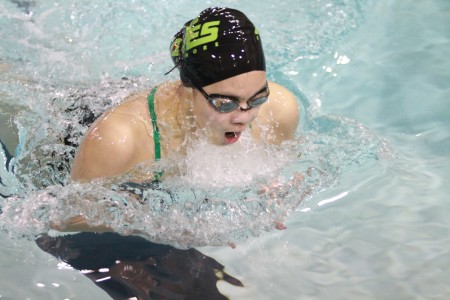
[191,71,267,145]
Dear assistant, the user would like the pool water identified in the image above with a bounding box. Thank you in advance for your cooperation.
[1,0,449,299]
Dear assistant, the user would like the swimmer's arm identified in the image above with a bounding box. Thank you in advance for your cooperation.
[263,82,300,144]
[52,215,149,235]
[51,215,113,233]
[70,115,143,182]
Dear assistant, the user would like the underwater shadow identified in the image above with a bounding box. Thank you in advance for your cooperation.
[36,232,243,300]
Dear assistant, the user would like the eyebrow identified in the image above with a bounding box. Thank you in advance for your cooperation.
[210,82,268,100]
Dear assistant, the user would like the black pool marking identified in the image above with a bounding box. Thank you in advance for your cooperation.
[36,232,243,300]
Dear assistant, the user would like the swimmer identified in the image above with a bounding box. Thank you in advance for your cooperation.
[58,7,300,234]
[70,7,299,183]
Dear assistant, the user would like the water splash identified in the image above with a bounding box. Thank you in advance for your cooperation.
[0,78,392,248]
[181,132,294,188]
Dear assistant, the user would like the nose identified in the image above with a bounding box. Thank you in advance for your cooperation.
[230,107,255,125]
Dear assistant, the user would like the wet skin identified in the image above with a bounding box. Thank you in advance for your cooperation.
[70,71,300,183]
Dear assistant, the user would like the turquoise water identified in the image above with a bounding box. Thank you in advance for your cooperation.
[1,0,449,299]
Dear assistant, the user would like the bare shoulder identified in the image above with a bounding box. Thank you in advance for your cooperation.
[70,94,153,182]
[266,81,299,113]
[257,81,300,143]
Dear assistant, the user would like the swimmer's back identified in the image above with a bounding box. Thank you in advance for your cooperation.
[71,81,183,182]
[70,91,153,182]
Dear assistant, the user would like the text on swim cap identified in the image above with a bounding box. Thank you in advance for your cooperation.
[170,37,182,58]
[185,19,220,54]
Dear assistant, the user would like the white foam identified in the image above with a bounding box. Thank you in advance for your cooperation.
[182,132,292,188]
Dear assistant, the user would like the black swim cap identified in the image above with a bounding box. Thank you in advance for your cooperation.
[169,7,266,87]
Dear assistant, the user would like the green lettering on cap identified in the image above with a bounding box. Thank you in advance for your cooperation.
[185,19,220,53]
[170,37,182,58]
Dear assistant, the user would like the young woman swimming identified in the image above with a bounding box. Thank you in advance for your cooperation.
[70,7,300,183]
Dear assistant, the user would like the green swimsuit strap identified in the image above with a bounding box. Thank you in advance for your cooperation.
[147,87,164,180]
[147,86,161,160]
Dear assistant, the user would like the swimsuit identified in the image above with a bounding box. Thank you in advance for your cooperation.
[147,86,163,180]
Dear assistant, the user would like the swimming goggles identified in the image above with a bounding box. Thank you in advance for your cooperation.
[192,81,270,113]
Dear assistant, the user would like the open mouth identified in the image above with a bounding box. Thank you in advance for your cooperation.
[224,132,241,144]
